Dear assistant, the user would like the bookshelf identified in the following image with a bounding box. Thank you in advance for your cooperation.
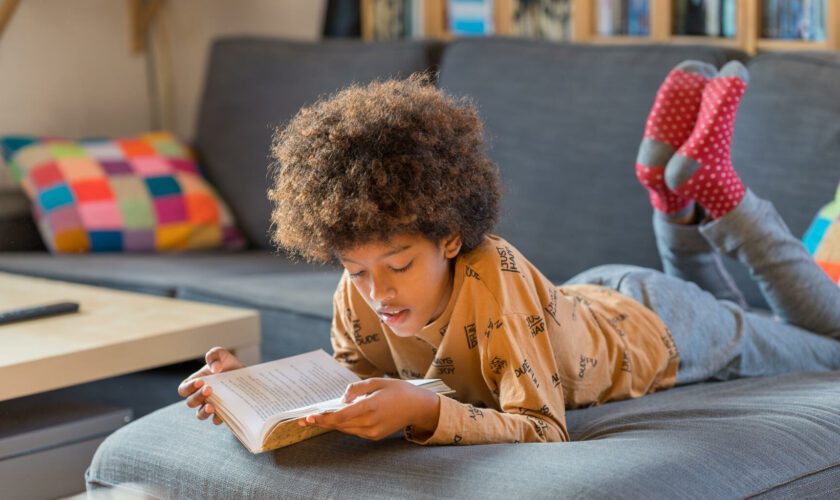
[360,0,840,55]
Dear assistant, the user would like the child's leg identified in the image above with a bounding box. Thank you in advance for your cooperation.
[564,264,840,386]
[635,60,748,306]
[697,189,840,337]
[652,207,749,309]
[663,60,840,336]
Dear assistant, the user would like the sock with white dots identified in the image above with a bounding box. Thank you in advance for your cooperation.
[665,60,749,220]
[635,60,717,221]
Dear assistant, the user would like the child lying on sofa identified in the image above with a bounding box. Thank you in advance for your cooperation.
[178,60,840,445]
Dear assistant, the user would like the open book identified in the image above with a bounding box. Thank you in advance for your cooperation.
[202,349,453,454]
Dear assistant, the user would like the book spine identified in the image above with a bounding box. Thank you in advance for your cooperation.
[721,0,736,37]
[413,0,425,38]
[675,0,687,35]
[764,0,776,39]
[598,0,613,36]
[705,0,720,37]
[612,0,622,35]
[686,0,706,36]
[814,0,826,41]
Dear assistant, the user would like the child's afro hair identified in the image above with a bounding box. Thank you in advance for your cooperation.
[269,72,502,263]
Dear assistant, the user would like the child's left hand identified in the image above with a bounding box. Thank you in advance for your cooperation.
[298,378,440,441]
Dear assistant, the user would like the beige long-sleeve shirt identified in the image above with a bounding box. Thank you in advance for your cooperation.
[330,234,680,445]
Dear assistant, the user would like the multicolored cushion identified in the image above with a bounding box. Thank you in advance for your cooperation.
[803,182,840,284]
[1,132,245,253]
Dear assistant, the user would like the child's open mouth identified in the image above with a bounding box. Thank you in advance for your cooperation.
[380,309,408,326]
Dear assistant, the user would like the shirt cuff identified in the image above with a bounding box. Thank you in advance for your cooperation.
[404,394,461,445]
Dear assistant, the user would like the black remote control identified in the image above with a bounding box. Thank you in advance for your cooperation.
[0,301,80,326]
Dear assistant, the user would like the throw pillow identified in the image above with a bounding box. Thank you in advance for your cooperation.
[1,132,245,253]
[803,182,840,284]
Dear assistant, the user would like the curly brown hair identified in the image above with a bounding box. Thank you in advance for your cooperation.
[268,73,502,263]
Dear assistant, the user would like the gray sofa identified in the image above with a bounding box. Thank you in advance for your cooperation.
[2,37,839,497]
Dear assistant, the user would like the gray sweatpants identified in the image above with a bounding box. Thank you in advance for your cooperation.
[566,189,840,386]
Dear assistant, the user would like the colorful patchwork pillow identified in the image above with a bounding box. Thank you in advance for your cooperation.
[802,182,840,285]
[1,132,245,253]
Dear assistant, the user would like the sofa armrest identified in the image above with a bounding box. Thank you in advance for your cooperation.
[0,190,44,251]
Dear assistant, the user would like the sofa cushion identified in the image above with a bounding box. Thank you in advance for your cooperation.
[0,251,313,296]
[86,369,840,498]
[437,39,746,290]
[195,37,443,249]
[1,132,246,253]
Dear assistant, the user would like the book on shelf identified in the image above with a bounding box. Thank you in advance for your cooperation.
[674,0,737,38]
[512,0,572,41]
[598,0,649,37]
[761,0,827,41]
[203,349,454,454]
[448,0,495,36]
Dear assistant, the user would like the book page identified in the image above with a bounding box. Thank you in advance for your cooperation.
[204,350,360,435]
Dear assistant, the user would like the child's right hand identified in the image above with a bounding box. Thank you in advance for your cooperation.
[177,347,246,425]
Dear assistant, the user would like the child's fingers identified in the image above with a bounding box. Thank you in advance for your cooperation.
[205,347,228,368]
[185,385,213,408]
[196,403,212,420]
[212,415,223,425]
[177,376,205,398]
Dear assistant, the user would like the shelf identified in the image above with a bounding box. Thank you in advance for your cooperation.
[360,0,840,55]
[757,39,830,53]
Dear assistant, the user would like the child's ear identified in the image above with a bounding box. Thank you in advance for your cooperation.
[441,234,462,259]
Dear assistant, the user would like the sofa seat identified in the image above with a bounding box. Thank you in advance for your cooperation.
[0,251,316,296]
[86,369,840,498]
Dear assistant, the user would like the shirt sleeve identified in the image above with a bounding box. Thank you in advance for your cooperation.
[405,311,570,445]
[330,277,384,380]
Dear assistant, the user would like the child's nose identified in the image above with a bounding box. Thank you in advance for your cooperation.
[369,276,395,303]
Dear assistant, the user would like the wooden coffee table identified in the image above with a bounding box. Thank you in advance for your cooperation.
[0,272,261,401]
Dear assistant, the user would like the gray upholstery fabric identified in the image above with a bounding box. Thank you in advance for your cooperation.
[195,37,443,249]
[727,52,840,309]
[86,369,840,498]
[176,272,340,360]
[437,39,746,290]
[0,251,316,296]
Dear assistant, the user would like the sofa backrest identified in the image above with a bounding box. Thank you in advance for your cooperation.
[195,37,443,249]
[438,39,744,282]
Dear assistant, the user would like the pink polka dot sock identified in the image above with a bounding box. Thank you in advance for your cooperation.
[635,60,716,220]
[664,60,749,220]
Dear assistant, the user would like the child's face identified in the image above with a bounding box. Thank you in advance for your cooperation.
[338,233,462,337]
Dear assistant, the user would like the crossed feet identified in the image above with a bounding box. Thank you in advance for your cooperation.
[635,59,750,224]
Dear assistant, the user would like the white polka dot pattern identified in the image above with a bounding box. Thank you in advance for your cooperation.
[670,75,748,219]
[636,68,709,215]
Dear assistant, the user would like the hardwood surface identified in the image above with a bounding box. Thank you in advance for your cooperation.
[0,272,260,401]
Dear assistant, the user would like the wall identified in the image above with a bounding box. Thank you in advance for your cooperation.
[0,0,325,190]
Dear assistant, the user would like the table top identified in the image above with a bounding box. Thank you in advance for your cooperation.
[0,272,260,401]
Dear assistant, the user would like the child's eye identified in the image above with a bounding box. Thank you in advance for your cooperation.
[391,261,413,273]
[348,270,365,279]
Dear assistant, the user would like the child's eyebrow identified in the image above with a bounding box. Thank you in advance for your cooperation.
[342,245,411,264]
